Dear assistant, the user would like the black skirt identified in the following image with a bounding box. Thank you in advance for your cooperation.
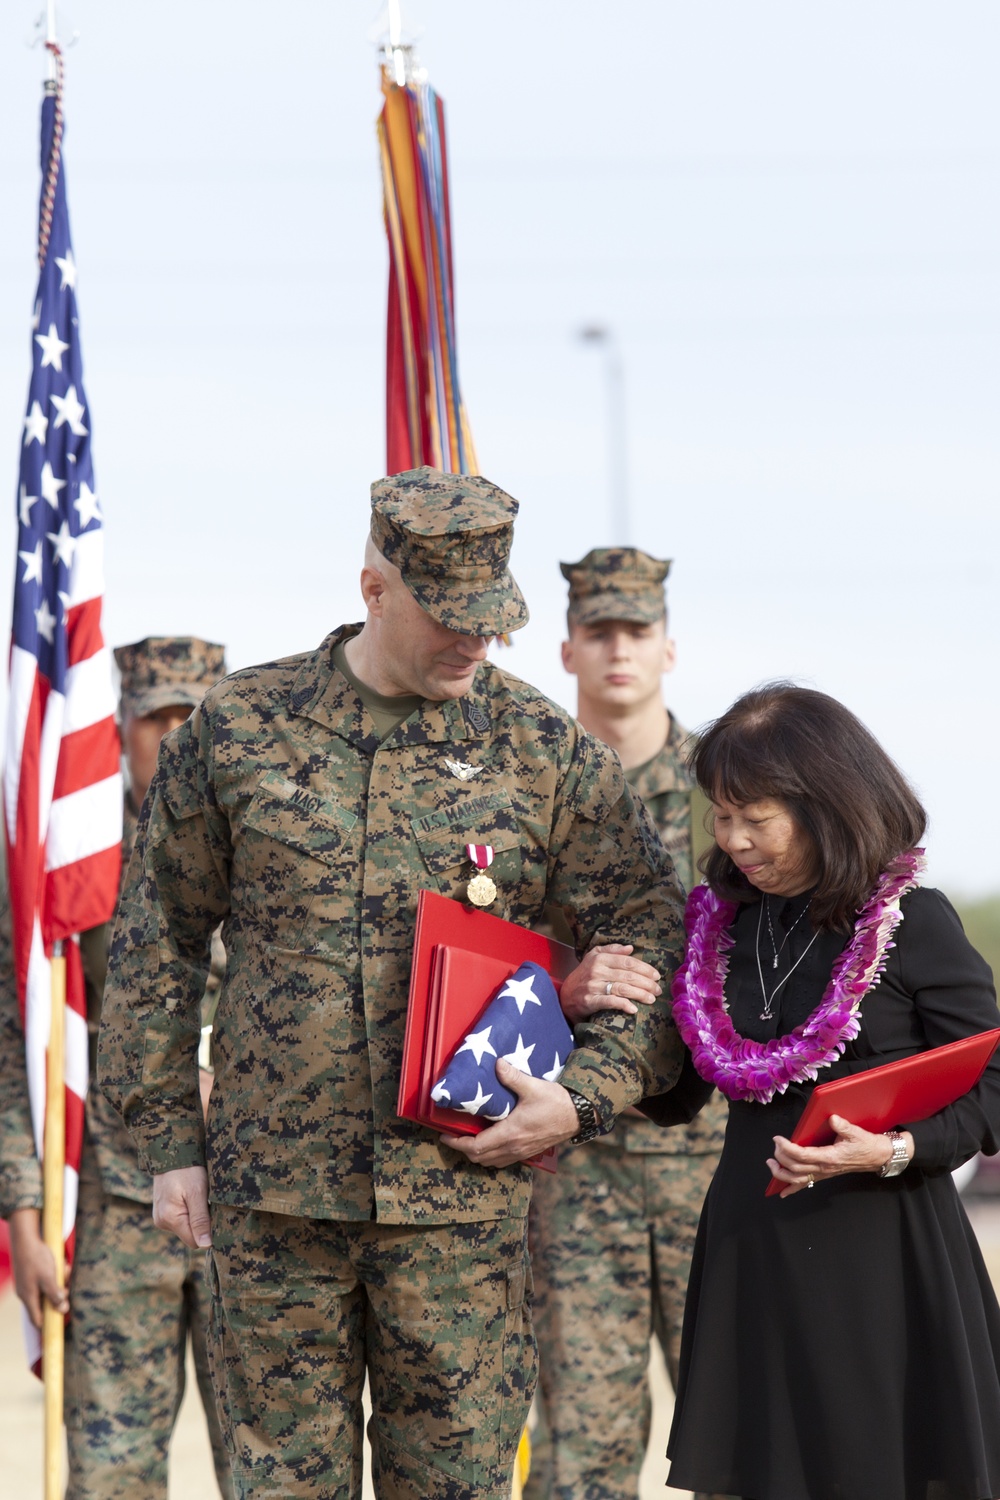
[666,1092,1000,1500]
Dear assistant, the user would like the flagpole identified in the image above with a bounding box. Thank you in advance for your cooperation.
[42,939,66,1500]
[42,6,67,1479]
[41,22,68,1486]
[580,325,630,545]
[46,0,57,81]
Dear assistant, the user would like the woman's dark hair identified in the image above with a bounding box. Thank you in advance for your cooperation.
[692,682,926,931]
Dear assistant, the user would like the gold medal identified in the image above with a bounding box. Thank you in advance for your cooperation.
[464,842,497,907]
[466,872,498,907]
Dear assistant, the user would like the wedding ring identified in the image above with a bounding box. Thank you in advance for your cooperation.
[806,1175,815,1189]
[605,982,613,997]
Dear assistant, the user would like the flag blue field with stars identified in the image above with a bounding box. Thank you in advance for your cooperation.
[15,93,102,691]
[431,962,574,1121]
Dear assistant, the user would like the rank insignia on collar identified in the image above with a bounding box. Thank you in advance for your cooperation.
[444,758,484,781]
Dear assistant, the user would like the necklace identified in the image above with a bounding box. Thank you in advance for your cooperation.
[670,849,925,1104]
[754,898,819,1021]
[765,894,812,969]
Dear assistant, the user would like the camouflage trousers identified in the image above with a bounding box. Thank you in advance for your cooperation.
[206,1205,536,1499]
[525,1142,721,1500]
[64,1145,233,1500]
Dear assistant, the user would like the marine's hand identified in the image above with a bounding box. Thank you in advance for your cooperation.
[440,1059,580,1167]
[559,943,661,1023]
[8,1207,69,1328]
[768,1115,915,1197]
[152,1165,212,1249]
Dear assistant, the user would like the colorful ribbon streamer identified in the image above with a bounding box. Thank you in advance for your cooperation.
[378,71,478,477]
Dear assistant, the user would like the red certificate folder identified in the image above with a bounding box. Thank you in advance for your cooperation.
[398,890,577,1168]
[764,1026,1000,1197]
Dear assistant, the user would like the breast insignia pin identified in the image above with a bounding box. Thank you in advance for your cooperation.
[445,758,483,781]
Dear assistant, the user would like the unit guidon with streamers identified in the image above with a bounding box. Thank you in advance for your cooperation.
[4,50,122,1362]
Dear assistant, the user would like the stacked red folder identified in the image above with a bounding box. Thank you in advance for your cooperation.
[764,1026,1000,1197]
[398,891,577,1169]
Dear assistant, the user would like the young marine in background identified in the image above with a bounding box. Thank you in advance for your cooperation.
[0,636,232,1500]
[527,550,728,1500]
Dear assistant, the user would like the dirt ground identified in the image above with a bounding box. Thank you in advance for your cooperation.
[3,1200,999,1499]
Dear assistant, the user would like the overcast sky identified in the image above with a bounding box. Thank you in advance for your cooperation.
[0,2,998,894]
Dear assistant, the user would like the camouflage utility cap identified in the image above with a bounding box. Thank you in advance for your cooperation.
[561,548,671,626]
[115,636,227,719]
[370,466,529,636]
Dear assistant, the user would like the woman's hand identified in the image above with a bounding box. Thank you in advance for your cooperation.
[767,1114,915,1197]
[558,943,661,1024]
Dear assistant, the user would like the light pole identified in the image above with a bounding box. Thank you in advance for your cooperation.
[579,324,629,545]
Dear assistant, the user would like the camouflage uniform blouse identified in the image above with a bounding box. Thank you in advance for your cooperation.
[0,798,225,1216]
[99,626,686,1227]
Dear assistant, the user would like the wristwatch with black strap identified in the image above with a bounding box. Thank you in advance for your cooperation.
[563,1087,603,1144]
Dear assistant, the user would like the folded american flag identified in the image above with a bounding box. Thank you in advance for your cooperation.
[431,962,574,1121]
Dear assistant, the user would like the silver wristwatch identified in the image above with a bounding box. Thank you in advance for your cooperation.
[564,1088,602,1145]
[880,1130,909,1178]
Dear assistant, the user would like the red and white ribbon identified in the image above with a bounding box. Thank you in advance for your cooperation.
[465,844,494,869]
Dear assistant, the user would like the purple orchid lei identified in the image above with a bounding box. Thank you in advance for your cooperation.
[671,848,926,1104]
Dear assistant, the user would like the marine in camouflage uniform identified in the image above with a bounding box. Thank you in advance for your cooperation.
[0,636,233,1500]
[526,550,729,1500]
[98,468,687,1500]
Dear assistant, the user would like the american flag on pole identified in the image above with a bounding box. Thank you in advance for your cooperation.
[4,49,122,1359]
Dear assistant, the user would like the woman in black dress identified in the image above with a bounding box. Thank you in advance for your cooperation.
[662,683,1000,1500]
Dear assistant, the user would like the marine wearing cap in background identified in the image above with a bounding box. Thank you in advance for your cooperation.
[116,635,227,719]
[527,547,728,1500]
[561,546,670,628]
[114,638,228,895]
[1,634,232,1500]
[99,466,686,1500]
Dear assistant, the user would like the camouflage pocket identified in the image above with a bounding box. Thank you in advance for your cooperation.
[411,789,522,914]
[499,1256,537,1473]
[203,1247,239,1465]
[233,773,357,948]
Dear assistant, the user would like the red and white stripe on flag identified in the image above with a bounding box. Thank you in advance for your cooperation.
[4,53,121,1371]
